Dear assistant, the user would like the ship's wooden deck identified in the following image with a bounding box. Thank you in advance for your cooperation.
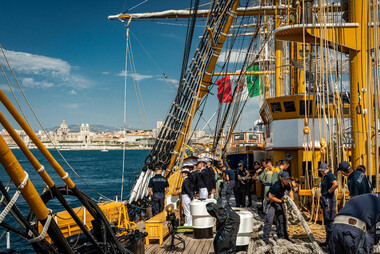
[137,206,259,254]
[136,199,326,254]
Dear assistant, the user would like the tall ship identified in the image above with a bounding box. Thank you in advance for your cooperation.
[0,0,379,253]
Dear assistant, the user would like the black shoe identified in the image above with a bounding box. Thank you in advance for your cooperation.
[320,242,329,247]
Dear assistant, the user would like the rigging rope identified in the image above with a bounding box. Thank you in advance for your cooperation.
[0,172,28,224]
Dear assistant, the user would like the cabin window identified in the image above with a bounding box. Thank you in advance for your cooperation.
[248,133,259,141]
[233,134,244,141]
[343,107,349,115]
[283,101,296,112]
[299,100,313,115]
[270,102,282,113]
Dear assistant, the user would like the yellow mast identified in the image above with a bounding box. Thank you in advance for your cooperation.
[349,0,370,168]
[275,3,284,97]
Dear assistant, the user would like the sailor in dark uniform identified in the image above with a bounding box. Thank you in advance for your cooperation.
[236,161,250,207]
[188,162,199,198]
[337,161,371,197]
[329,193,380,254]
[148,165,169,216]
[356,165,374,193]
[205,158,216,199]
[262,171,294,244]
[181,168,193,226]
[197,158,209,199]
[318,163,338,246]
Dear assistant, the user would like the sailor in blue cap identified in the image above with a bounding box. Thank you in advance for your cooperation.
[318,163,338,246]
[196,158,209,199]
[338,161,371,197]
[181,168,193,226]
[148,165,169,216]
[262,171,294,244]
[329,193,380,253]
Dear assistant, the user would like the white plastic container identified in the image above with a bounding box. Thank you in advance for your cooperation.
[190,199,216,239]
[236,210,253,247]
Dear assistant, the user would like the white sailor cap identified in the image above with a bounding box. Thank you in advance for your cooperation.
[183,162,194,168]
[181,168,190,173]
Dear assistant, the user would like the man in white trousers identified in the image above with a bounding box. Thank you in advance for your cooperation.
[181,168,193,226]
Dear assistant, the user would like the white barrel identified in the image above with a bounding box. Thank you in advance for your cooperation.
[236,211,253,246]
[190,199,216,229]
[190,199,216,239]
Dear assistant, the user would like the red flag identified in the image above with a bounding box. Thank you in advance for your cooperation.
[216,76,232,103]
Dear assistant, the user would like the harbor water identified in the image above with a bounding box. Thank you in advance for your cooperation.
[0,149,149,253]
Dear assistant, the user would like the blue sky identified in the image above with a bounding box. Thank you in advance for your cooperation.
[0,0,260,131]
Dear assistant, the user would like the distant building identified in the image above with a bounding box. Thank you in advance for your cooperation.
[40,120,92,144]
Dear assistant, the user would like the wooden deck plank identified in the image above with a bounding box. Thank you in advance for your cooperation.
[182,234,198,254]
[203,239,214,254]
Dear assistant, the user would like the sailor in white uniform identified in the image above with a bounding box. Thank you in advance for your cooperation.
[181,168,193,226]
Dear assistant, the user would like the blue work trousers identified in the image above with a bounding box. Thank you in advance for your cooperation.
[329,224,374,254]
[321,195,336,243]
[226,180,235,202]
[152,192,165,216]
[262,202,288,243]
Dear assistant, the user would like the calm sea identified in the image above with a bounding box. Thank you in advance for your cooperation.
[0,149,149,253]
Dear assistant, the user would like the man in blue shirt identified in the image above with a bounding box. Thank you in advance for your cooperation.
[148,165,169,216]
[221,165,235,203]
[337,161,371,197]
[329,193,380,254]
[318,163,338,246]
[262,171,294,244]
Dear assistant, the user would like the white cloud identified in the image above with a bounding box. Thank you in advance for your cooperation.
[3,50,71,76]
[69,90,77,95]
[117,71,154,81]
[101,72,110,75]
[1,49,92,89]
[21,78,54,88]
[217,49,248,63]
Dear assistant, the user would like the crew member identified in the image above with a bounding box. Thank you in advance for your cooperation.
[148,165,169,216]
[205,158,216,199]
[356,165,374,193]
[258,159,279,201]
[279,160,290,174]
[188,162,199,198]
[329,193,380,253]
[236,161,250,207]
[197,159,209,199]
[318,163,338,246]
[262,171,294,244]
[181,168,193,226]
[337,161,371,197]
[221,165,235,203]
